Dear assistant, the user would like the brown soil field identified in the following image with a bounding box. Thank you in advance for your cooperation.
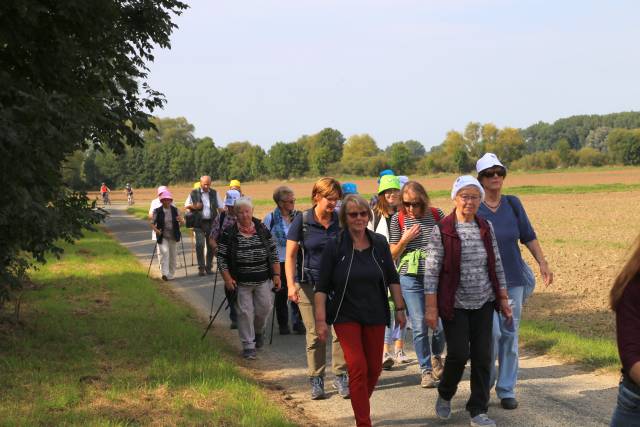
[91,166,640,206]
[92,167,640,340]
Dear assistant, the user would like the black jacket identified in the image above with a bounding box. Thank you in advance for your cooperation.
[153,205,181,244]
[317,228,400,325]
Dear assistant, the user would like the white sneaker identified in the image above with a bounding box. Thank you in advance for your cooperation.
[395,349,410,363]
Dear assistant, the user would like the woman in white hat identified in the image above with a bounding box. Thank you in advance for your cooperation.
[151,190,183,281]
[424,175,512,427]
[475,153,554,411]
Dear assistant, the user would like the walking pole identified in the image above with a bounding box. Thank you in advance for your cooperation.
[191,230,195,266]
[180,237,188,277]
[201,296,227,340]
[208,268,219,320]
[146,242,158,277]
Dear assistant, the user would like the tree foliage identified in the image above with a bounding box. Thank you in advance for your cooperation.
[0,0,187,310]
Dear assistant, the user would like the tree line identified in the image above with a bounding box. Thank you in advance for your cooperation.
[68,111,640,190]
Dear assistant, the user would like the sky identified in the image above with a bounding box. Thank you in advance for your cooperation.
[146,0,640,150]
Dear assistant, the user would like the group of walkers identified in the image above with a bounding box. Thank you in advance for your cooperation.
[139,152,640,427]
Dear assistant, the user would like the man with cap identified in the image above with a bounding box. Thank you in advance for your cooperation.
[151,190,183,281]
[185,176,224,276]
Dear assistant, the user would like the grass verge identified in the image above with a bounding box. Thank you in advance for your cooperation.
[519,319,619,370]
[0,230,296,426]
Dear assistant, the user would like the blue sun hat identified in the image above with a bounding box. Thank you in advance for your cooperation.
[341,182,358,196]
[377,169,395,183]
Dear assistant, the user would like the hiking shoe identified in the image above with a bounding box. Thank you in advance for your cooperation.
[333,374,350,399]
[230,321,238,330]
[382,352,395,370]
[470,413,496,427]
[242,348,257,360]
[395,349,410,363]
[206,268,213,275]
[435,395,451,420]
[431,355,444,380]
[310,376,325,400]
[198,268,205,277]
[279,326,291,335]
[501,397,518,410]
[255,334,264,349]
[421,370,437,388]
[161,275,168,281]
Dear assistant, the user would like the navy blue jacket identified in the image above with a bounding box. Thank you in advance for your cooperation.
[317,228,400,325]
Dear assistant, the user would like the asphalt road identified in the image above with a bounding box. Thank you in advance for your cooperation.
[104,204,619,427]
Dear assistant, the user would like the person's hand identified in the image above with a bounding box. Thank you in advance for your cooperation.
[425,306,438,330]
[395,310,407,329]
[540,261,554,287]
[401,224,421,244]
[177,215,184,225]
[288,283,300,303]
[224,279,237,291]
[499,298,513,320]
[316,319,329,343]
[272,275,281,290]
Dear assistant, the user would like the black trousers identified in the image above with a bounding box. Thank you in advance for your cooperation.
[438,301,494,417]
[274,262,301,329]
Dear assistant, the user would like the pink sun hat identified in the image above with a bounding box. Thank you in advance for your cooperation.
[158,190,173,201]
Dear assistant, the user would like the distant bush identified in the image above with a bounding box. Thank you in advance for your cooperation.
[576,147,608,167]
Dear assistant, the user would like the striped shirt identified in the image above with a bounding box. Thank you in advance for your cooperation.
[217,232,278,285]
[424,221,507,310]
[389,208,445,276]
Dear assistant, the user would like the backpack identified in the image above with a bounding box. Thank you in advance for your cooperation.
[397,207,442,230]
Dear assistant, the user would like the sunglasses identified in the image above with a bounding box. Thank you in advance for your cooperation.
[346,210,369,219]
[480,168,506,178]
[402,201,422,208]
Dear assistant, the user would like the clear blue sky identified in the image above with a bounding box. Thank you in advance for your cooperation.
[147,0,640,150]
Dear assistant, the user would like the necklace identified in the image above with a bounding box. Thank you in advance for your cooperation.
[483,198,501,210]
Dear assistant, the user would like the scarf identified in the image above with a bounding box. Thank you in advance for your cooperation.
[272,208,296,249]
[237,221,256,236]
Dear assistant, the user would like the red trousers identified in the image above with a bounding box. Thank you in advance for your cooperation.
[334,322,385,427]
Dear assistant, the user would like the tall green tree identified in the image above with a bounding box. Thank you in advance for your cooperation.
[0,0,187,308]
[341,134,380,175]
[308,128,345,175]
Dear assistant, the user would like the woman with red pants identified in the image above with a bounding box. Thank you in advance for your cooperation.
[315,194,407,427]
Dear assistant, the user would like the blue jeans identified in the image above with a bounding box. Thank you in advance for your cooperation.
[611,381,640,426]
[490,285,524,399]
[400,275,444,372]
[384,310,407,345]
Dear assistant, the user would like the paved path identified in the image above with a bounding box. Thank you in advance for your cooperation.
[104,204,619,426]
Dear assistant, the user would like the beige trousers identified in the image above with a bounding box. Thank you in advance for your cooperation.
[296,282,347,378]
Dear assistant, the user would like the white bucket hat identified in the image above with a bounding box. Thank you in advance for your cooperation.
[451,175,485,201]
[476,153,506,174]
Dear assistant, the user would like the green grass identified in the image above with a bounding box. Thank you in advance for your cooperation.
[0,230,296,426]
[519,319,619,370]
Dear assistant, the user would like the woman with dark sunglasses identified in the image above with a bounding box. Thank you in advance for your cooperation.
[316,194,406,427]
[389,181,446,388]
[475,153,554,411]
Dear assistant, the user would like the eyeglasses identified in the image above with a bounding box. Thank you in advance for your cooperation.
[280,198,295,204]
[346,210,369,219]
[324,196,339,203]
[480,168,506,178]
[458,194,481,202]
[402,201,422,208]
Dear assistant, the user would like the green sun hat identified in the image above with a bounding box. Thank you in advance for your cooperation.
[378,175,401,194]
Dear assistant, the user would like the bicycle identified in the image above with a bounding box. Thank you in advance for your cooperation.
[127,191,134,205]
[102,192,111,206]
